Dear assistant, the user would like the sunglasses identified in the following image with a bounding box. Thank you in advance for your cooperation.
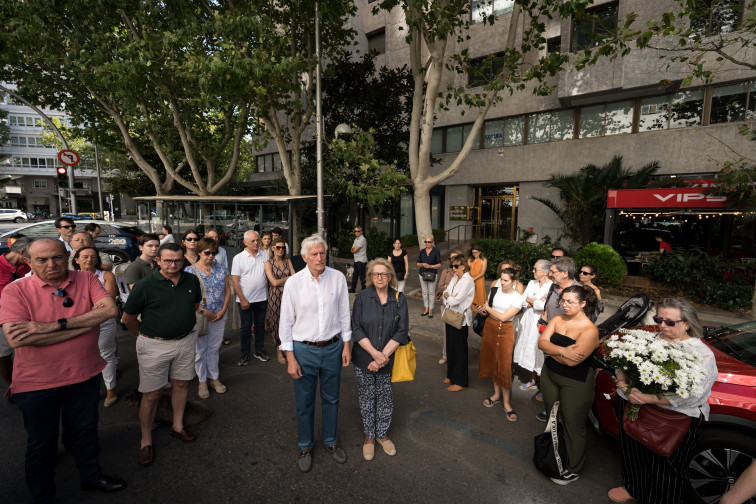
[184,237,199,242]
[551,255,559,259]
[451,264,464,269]
[59,225,76,230]
[202,250,218,256]
[273,245,285,250]
[53,288,74,308]
[424,240,433,243]
[579,270,593,275]
[652,316,685,327]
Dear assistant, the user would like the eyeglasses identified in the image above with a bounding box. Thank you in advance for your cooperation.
[52,288,74,308]
[371,272,390,278]
[652,316,685,327]
[160,259,182,265]
[273,245,285,250]
[560,299,579,306]
[579,270,592,276]
[424,240,433,243]
[202,250,218,256]
[184,237,199,242]
[354,230,361,233]
[59,225,76,230]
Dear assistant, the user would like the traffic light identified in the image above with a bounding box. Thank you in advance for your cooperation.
[57,167,69,189]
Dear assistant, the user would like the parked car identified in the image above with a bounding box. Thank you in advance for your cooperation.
[591,321,756,504]
[0,219,143,264]
[0,209,28,223]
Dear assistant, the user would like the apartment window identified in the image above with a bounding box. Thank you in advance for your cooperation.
[9,115,35,127]
[446,126,464,152]
[670,90,704,128]
[468,53,506,87]
[547,37,562,55]
[571,3,618,52]
[472,0,515,24]
[12,157,56,168]
[710,81,752,124]
[256,152,287,173]
[503,117,524,146]
[430,129,444,154]
[463,123,480,150]
[639,95,672,131]
[690,0,741,37]
[9,136,43,147]
[33,179,47,189]
[367,28,386,55]
[483,120,503,148]
[579,100,633,138]
[528,110,574,143]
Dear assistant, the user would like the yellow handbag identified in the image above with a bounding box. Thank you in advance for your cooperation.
[391,337,416,383]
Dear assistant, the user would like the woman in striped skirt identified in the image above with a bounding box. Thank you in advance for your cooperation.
[608,298,718,504]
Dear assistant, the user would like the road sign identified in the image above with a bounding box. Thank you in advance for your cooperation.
[58,149,80,166]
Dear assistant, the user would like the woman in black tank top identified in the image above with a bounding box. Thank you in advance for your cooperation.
[537,285,599,486]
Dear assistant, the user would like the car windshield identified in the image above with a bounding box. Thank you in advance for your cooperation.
[705,321,756,367]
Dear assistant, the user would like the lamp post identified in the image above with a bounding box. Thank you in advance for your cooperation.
[315,2,324,237]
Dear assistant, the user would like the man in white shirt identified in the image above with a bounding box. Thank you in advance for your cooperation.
[55,216,76,253]
[348,226,367,293]
[279,234,351,473]
[231,230,269,365]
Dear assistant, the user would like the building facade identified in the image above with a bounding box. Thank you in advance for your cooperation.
[0,83,108,216]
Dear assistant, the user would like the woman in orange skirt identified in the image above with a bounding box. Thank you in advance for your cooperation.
[474,264,524,421]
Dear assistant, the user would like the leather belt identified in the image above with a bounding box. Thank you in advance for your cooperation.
[300,334,341,347]
[140,330,193,341]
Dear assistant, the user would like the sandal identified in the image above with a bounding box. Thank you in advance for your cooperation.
[447,385,466,392]
[483,397,501,408]
[443,378,451,384]
[198,382,210,399]
[223,338,231,345]
[519,380,537,391]
[505,409,518,422]
[209,379,226,394]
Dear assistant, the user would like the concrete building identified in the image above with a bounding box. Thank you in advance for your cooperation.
[254,1,755,254]
[0,83,108,216]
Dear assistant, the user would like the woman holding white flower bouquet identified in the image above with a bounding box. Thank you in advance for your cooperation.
[537,285,600,486]
[607,298,718,504]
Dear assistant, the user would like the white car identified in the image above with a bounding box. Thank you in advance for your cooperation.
[0,209,28,223]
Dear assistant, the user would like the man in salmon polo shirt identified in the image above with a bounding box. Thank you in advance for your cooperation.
[0,238,126,503]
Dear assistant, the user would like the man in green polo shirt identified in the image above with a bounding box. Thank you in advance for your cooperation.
[122,243,202,467]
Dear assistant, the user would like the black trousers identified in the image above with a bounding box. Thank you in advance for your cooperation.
[351,261,367,291]
[445,323,469,387]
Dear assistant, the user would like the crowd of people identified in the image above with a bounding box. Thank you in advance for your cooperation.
[1,220,752,504]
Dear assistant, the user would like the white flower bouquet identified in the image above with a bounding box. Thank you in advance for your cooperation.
[602,328,706,420]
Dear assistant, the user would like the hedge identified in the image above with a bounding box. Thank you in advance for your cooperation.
[574,242,627,288]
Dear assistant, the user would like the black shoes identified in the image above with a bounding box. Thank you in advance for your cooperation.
[298,449,312,472]
[254,350,270,362]
[81,475,127,493]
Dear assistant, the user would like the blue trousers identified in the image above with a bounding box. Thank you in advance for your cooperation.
[13,375,102,504]
[239,300,267,356]
[292,339,343,450]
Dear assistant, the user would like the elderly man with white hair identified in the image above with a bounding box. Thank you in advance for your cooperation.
[231,230,270,365]
[279,234,352,472]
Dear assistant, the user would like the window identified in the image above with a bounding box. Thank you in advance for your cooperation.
[445,125,464,153]
[11,157,56,168]
[571,3,618,52]
[639,95,671,131]
[430,129,444,154]
[468,53,506,87]
[255,152,287,172]
[547,37,562,55]
[33,179,47,189]
[472,0,515,24]
[367,28,386,55]
[503,117,524,146]
[669,90,704,128]
[710,81,751,124]
[579,100,633,138]
[690,0,741,37]
[528,110,574,143]
[483,120,503,148]
[9,136,44,147]
[463,123,480,150]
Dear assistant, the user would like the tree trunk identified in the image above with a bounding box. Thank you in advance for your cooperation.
[414,185,433,247]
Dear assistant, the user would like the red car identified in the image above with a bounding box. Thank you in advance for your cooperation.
[591,322,756,504]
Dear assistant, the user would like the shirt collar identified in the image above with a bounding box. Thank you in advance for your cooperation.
[31,269,73,289]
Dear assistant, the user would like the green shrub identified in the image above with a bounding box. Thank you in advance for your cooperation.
[366,226,391,260]
[400,234,419,248]
[470,239,554,281]
[645,250,754,311]
[574,242,627,288]
[432,228,446,245]
[333,227,354,258]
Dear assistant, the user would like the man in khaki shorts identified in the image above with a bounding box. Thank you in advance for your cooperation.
[122,243,202,467]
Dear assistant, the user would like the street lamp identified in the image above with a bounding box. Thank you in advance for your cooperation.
[334,123,353,138]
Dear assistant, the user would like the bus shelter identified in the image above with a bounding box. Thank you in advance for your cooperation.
[132,195,321,251]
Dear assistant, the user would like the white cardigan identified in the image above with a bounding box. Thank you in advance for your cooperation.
[442,273,475,327]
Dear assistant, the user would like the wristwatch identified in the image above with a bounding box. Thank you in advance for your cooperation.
[198,308,205,314]
[57,318,68,331]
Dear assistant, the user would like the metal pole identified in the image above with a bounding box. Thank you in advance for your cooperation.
[94,145,104,218]
[0,84,77,213]
[315,1,324,238]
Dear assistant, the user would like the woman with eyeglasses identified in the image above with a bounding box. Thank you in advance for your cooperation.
[513,259,552,393]
[417,235,441,318]
[351,258,408,460]
[608,298,717,504]
[468,245,488,310]
[185,237,231,399]
[73,247,119,407]
[435,249,462,365]
[442,256,475,392]
[537,285,600,485]
[264,238,295,365]
[180,229,200,270]
[474,265,523,419]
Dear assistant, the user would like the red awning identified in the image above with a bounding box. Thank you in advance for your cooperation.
[607,188,728,209]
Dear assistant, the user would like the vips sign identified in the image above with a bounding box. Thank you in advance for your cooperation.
[607,188,728,209]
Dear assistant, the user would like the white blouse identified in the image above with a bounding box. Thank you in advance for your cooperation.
[490,282,524,322]
[443,273,475,327]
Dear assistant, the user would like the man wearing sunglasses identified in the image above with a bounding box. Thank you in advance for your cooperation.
[122,243,202,467]
[0,239,125,500]
[55,216,77,254]
[348,226,367,293]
